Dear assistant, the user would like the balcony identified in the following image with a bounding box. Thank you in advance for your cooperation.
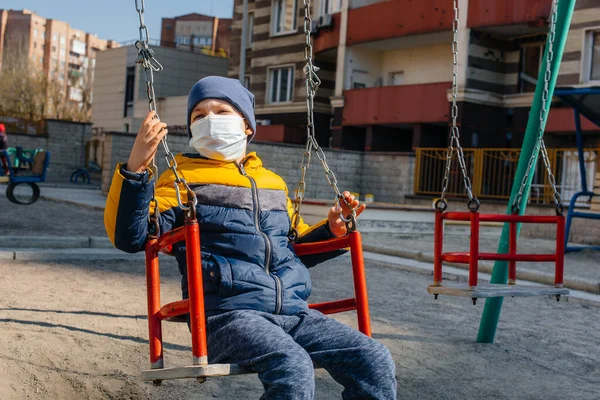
[342,82,451,126]
[314,13,342,54]
[468,0,550,33]
[345,0,551,46]
[347,0,452,46]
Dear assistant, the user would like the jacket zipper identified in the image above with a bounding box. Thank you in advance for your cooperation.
[237,162,282,314]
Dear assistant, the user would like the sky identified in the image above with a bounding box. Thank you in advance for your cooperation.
[3,0,234,43]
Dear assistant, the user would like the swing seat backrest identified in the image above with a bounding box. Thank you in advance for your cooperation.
[143,220,371,378]
[31,151,49,176]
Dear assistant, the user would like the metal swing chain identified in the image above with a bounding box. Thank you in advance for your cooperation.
[436,0,479,213]
[289,0,356,240]
[134,0,197,225]
[512,0,563,216]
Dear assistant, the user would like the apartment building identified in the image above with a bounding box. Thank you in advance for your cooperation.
[161,13,232,57]
[0,9,118,109]
[229,0,600,151]
[91,45,228,133]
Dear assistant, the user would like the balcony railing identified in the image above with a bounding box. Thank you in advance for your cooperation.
[468,0,550,29]
[343,83,451,126]
[314,12,342,53]
[414,147,600,205]
[344,0,551,46]
[347,0,452,45]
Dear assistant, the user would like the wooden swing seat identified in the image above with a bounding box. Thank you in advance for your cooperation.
[427,283,569,299]
[142,363,249,382]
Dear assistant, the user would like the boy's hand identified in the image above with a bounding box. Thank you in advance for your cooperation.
[126,111,168,173]
[328,191,366,237]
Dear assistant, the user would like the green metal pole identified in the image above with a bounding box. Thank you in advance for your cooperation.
[476,0,577,344]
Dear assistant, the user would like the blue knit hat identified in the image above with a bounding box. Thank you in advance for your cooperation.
[187,76,256,141]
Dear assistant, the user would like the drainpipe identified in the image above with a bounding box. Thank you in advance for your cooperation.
[334,0,349,98]
[212,16,219,53]
[239,0,248,84]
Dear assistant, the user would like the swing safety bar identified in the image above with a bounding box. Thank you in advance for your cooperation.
[144,220,371,377]
[433,211,566,289]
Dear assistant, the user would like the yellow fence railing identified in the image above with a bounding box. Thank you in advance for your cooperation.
[414,148,600,205]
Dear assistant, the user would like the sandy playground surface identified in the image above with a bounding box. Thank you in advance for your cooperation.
[0,253,599,399]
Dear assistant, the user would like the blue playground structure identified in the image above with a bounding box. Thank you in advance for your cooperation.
[554,87,600,252]
[0,148,51,205]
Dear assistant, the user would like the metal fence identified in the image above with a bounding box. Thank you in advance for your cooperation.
[414,148,600,205]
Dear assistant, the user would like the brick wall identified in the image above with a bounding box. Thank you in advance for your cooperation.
[101,131,415,203]
[361,152,415,203]
[6,120,93,183]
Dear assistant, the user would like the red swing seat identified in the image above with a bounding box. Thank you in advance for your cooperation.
[142,216,371,383]
[428,209,570,303]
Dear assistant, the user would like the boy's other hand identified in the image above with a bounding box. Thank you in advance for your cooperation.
[126,111,168,173]
[327,191,366,237]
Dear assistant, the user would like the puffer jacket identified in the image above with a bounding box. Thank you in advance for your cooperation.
[104,152,338,316]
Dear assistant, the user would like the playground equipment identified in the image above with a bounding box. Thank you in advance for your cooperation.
[131,0,370,384]
[0,149,51,205]
[554,87,600,252]
[428,0,575,344]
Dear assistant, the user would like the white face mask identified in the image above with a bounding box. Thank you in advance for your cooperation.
[189,114,248,161]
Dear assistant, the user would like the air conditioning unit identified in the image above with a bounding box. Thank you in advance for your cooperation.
[318,14,333,29]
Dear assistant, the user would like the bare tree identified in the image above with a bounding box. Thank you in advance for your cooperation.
[0,34,93,131]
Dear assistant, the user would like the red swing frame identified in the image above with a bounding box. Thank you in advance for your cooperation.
[432,210,566,290]
[144,216,371,374]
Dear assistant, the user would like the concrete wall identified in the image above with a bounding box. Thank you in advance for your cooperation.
[6,120,93,183]
[101,131,415,204]
[92,46,136,132]
[381,44,452,86]
[345,47,382,89]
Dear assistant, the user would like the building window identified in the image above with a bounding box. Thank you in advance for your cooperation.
[33,42,37,49]
[518,43,544,93]
[124,66,135,117]
[33,28,38,37]
[176,35,191,45]
[52,46,57,53]
[246,13,254,48]
[389,71,404,86]
[244,75,251,89]
[268,66,294,103]
[60,36,65,45]
[583,30,600,82]
[353,82,366,89]
[320,0,342,15]
[272,0,297,35]
[52,33,57,42]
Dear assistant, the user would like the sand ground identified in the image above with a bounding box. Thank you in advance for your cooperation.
[0,255,598,399]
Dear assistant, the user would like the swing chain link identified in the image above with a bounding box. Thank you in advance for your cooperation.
[289,0,356,240]
[134,0,197,223]
[512,0,563,216]
[437,0,479,213]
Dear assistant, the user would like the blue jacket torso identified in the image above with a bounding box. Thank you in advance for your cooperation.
[104,153,336,317]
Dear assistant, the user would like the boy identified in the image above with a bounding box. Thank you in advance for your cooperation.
[105,76,397,399]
